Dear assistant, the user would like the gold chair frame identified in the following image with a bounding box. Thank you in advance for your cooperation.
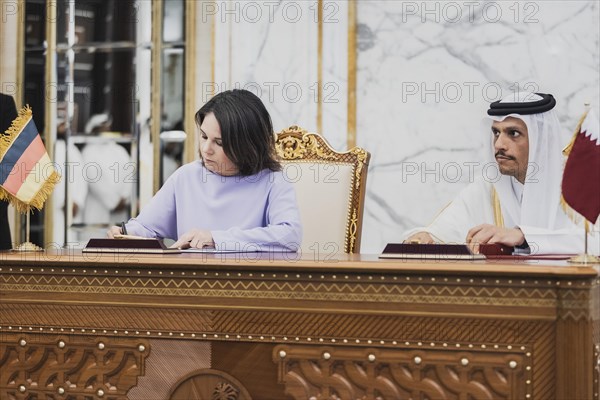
[275,126,370,253]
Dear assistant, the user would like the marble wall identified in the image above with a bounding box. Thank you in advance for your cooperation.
[210,0,349,149]
[209,0,599,253]
[356,0,599,252]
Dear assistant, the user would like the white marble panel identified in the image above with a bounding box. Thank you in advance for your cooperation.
[322,1,349,151]
[357,0,600,253]
[212,1,320,133]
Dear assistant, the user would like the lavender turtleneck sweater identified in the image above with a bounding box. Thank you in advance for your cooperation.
[126,161,302,251]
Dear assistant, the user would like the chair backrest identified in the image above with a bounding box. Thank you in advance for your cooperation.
[275,126,370,254]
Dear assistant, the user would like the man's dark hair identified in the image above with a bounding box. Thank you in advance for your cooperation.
[195,89,281,176]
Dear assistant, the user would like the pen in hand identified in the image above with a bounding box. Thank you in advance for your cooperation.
[112,221,150,240]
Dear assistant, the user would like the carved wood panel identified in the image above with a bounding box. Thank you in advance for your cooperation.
[128,340,211,400]
[273,345,527,400]
[169,369,252,400]
[0,333,148,399]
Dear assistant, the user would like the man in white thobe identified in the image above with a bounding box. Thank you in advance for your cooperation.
[404,91,598,255]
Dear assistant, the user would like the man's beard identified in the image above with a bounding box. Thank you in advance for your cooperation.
[495,151,523,179]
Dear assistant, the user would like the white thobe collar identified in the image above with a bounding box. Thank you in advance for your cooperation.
[510,177,524,204]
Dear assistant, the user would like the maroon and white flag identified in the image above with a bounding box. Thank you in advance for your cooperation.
[562,109,600,223]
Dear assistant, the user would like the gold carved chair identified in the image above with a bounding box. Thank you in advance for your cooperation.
[275,126,370,254]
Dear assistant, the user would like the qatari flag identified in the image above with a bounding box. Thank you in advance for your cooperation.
[562,109,600,223]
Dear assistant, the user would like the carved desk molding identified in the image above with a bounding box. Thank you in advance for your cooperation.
[0,251,598,399]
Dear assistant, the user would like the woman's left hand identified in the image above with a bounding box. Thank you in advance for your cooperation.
[171,229,215,249]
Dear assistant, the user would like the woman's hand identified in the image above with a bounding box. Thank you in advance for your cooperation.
[172,229,215,249]
[107,225,122,238]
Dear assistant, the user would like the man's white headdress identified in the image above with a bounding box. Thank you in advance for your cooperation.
[485,92,571,230]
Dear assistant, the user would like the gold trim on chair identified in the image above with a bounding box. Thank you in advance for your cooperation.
[276,126,370,253]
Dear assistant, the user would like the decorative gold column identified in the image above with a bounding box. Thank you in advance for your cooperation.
[12,0,25,245]
[347,0,357,149]
[184,0,198,164]
[316,0,323,134]
[42,0,58,245]
[151,0,163,194]
[15,0,24,105]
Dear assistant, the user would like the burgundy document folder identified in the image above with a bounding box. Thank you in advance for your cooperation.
[83,238,181,254]
[379,243,513,260]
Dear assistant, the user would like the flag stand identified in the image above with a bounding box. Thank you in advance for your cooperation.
[568,221,599,265]
[13,207,43,252]
[1,106,59,250]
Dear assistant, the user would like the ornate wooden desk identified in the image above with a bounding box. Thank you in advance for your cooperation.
[0,251,598,399]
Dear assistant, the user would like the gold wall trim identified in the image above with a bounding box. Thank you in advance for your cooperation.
[43,0,58,244]
[6,0,58,243]
[151,0,163,194]
[13,0,25,244]
[347,0,357,149]
[184,0,197,164]
[15,0,24,106]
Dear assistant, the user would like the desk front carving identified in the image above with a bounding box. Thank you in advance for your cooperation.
[0,252,597,399]
[0,333,148,399]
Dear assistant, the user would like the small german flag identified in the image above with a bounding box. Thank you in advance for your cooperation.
[0,106,60,213]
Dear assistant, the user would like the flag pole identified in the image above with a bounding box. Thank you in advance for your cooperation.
[14,206,43,252]
[26,209,30,243]
[584,220,588,255]
[568,220,599,265]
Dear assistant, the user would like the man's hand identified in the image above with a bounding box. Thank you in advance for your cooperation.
[466,224,525,254]
[404,232,435,244]
[172,229,215,249]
